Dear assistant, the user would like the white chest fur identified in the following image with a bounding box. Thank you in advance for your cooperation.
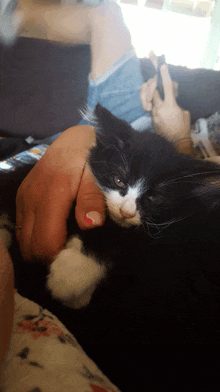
[47,236,106,309]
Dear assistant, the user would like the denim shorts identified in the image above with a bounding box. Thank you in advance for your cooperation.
[79,48,153,131]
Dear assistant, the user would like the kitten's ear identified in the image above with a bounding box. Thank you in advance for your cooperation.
[94,104,131,149]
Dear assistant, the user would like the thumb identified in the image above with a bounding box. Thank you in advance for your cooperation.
[75,164,106,230]
[140,77,157,112]
[184,110,191,123]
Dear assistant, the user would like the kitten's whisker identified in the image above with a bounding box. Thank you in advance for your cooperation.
[142,218,167,237]
[142,213,192,238]
[141,221,156,239]
[79,105,99,127]
[161,170,220,186]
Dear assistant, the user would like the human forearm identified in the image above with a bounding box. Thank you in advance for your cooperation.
[16,125,105,263]
[173,137,194,156]
[0,237,14,369]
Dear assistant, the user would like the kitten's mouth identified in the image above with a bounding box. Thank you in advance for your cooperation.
[119,209,136,220]
[108,208,141,227]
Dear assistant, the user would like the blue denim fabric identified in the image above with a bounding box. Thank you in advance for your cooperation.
[79,49,153,131]
[35,49,153,148]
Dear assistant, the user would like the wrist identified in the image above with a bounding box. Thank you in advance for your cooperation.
[173,137,193,155]
[173,137,192,145]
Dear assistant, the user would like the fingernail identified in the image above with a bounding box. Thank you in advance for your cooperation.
[85,211,103,226]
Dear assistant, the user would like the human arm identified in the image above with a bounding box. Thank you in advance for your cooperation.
[16,125,106,264]
[0,236,14,371]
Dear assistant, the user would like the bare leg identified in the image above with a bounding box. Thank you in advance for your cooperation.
[15,1,133,79]
[16,1,92,43]
[89,2,133,79]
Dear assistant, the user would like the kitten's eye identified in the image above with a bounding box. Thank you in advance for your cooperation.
[114,176,125,188]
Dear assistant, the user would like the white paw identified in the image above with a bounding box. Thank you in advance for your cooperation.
[0,213,14,249]
[47,236,106,309]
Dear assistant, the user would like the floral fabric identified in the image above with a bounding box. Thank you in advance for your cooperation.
[1,292,121,392]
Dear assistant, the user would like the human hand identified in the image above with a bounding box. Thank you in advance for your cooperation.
[140,76,157,112]
[141,52,178,113]
[16,125,106,264]
[151,64,191,143]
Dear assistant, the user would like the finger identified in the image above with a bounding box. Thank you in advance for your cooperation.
[152,89,163,108]
[184,110,191,127]
[75,164,106,230]
[149,51,158,70]
[140,77,157,112]
[140,83,151,111]
[160,64,176,105]
[184,110,191,121]
[151,105,158,119]
[173,81,178,99]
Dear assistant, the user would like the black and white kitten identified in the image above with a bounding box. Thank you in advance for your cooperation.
[46,104,220,310]
[1,104,220,322]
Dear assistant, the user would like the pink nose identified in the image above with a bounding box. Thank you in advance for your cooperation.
[120,209,135,219]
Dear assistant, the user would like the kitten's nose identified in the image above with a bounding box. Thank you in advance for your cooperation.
[120,209,136,219]
[120,199,136,219]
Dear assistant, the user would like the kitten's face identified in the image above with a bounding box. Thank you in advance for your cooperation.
[89,104,220,231]
[102,178,143,227]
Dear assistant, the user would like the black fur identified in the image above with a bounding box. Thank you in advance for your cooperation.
[2,105,220,389]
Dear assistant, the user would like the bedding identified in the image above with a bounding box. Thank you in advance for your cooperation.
[1,291,121,392]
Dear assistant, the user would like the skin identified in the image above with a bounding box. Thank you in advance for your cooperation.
[16,125,106,262]
[0,1,192,367]
[141,61,192,155]
[141,55,191,144]
[150,65,191,143]
[0,237,14,375]
[14,1,132,263]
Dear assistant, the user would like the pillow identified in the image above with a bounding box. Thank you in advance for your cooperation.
[0,38,91,138]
